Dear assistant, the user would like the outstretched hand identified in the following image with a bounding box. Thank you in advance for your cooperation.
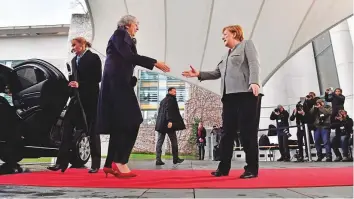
[182,65,199,78]
[155,61,170,72]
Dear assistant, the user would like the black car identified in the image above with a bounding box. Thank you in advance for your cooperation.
[0,59,90,167]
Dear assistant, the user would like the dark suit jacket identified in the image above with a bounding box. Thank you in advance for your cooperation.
[96,27,157,134]
[70,50,102,127]
[155,94,186,133]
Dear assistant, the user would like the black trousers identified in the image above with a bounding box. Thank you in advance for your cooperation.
[217,92,262,174]
[88,125,101,169]
[277,133,290,159]
[104,124,140,167]
[56,99,83,166]
[56,99,101,168]
[235,132,242,147]
[156,131,179,161]
[198,145,205,160]
[297,130,306,158]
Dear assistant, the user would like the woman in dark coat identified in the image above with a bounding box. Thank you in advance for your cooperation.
[196,122,207,160]
[47,37,102,173]
[96,15,170,178]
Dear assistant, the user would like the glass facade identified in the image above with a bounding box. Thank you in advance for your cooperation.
[137,70,190,125]
[0,60,24,67]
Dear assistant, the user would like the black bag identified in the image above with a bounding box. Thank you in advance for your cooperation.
[259,134,271,146]
[268,124,277,136]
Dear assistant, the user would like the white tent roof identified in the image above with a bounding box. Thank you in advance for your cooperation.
[86,0,353,95]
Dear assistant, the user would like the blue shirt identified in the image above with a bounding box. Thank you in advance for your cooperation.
[76,49,88,66]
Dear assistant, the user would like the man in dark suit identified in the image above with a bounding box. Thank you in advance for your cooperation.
[48,37,102,173]
[155,87,185,165]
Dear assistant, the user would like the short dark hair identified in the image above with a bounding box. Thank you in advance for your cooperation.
[168,87,176,92]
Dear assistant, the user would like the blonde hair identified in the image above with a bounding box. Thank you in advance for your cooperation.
[222,25,244,42]
[71,37,92,48]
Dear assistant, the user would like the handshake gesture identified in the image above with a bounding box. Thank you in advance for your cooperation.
[182,66,199,77]
[155,61,171,73]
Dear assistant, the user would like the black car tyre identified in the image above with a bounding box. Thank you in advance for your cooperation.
[0,140,24,164]
[69,133,90,167]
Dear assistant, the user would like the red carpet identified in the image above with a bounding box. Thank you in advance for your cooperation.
[0,167,352,189]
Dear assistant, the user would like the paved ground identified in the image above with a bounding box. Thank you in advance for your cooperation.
[0,159,352,198]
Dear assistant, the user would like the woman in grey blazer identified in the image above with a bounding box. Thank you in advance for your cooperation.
[183,25,262,179]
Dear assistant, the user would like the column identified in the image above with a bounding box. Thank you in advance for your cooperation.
[330,20,354,117]
[312,31,340,95]
[347,17,354,47]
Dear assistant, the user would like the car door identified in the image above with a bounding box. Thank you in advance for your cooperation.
[11,59,69,145]
[0,64,17,142]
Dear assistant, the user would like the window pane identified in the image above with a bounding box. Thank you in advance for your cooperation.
[16,67,46,90]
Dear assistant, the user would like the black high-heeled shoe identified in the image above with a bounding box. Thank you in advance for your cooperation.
[60,164,69,173]
[47,164,68,173]
[47,164,61,171]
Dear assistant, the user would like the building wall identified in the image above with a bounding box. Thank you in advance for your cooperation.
[0,35,68,71]
[329,20,353,117]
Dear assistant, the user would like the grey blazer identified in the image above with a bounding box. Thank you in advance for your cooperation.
[199,40,263,95]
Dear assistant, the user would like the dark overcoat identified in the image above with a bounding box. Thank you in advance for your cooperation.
[155,94,186,133]
[70,50,102,128]
[95,28,156,134]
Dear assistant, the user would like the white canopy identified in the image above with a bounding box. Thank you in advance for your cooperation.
[86,0,353,95]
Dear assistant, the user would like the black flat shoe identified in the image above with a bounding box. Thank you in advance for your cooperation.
[173,158,184,164]
[211,170,229,177]
[88,168,99,173]
[156,160,165,166]
[240,171,258,179]
[47,165,61,171]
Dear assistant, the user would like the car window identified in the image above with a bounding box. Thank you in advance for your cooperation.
[16,67,46,90]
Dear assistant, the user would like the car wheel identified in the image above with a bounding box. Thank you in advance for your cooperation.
[0,140,24,164]
[69,133,90,167]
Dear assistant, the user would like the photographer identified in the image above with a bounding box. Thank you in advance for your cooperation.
[310,99,332,162]
[270,105,290,161]
[331,110,353,162]
[290,102,307,162]
[302,92,318,144]
[325,87,345,122]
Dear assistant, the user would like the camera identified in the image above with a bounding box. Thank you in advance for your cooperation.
[296,102,303,112]
[274,108,280,112]
[340,125,346,135]
[283,128,292,138]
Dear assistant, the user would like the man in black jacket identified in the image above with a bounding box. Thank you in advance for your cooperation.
[270,105,290,161]
[325,87,345,122]
[155,87,185,165]
[331,110,353,162]
[290,103,307,162]
[302,92,318,145]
